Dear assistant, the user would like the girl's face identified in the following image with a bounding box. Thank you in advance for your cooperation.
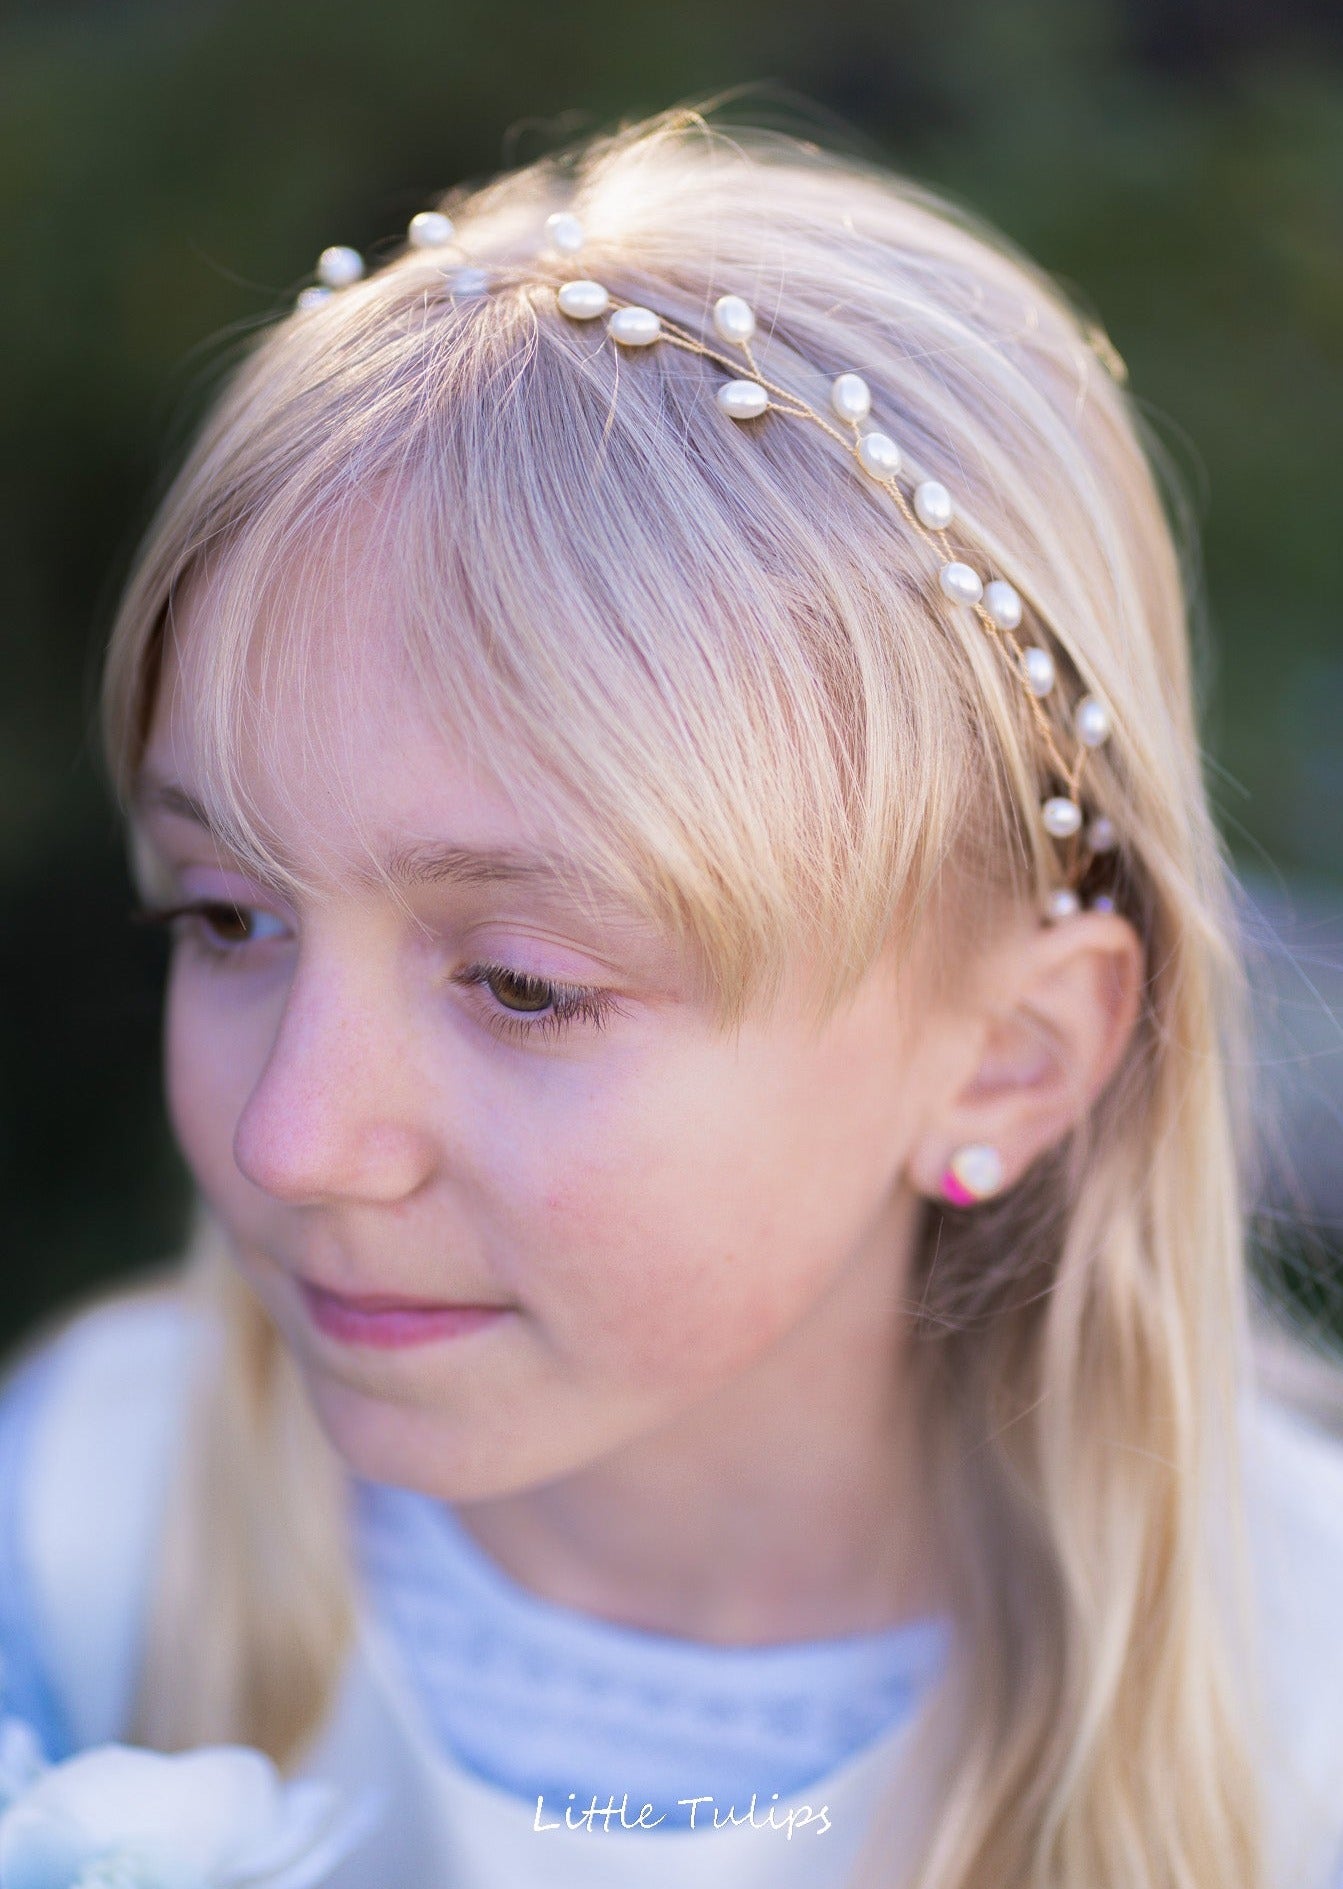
[132,547,961,1506]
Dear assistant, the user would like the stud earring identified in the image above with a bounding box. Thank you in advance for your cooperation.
[939,1143,1005,1206]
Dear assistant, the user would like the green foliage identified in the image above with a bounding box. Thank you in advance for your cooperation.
[4,0,1341,872]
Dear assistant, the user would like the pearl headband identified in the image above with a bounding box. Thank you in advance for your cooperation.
[296,210,1121,927]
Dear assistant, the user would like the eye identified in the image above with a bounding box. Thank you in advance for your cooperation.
[128,904,627,1045]
[128,898,288,961]
[455,960,625,1044]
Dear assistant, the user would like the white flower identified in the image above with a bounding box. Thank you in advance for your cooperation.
[0,1742,380,1889]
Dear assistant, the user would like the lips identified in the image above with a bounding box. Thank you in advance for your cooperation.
[297,1278,512,1350]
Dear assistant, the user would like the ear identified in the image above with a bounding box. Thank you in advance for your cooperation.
[906,910,1146,1200]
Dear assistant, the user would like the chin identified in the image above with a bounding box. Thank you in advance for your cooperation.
[296,1367,531,1501]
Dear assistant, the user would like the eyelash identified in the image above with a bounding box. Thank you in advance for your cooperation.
[127,899,622,1045]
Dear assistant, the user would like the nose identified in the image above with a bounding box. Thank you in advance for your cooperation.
[231,938,439,1207]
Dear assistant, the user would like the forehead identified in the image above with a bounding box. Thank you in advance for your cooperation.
[135,535,626,915]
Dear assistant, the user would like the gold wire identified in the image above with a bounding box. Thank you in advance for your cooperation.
[592,289,1104,898]
[367,239,1113,905]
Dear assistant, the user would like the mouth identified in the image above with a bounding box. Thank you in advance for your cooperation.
[297,1278,513,1351]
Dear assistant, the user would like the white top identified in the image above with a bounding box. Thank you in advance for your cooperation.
[351,1471,951,1821]
[5,1288,1343,1889]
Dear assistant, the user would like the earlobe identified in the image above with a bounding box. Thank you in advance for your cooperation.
[939,1143,1005,1206]
[912,910,1144,1207]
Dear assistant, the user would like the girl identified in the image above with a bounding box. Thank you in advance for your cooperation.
[3,104,1343,1889]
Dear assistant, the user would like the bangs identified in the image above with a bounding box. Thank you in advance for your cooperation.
[127,271,1008,1030]
[105,135,1103,1033]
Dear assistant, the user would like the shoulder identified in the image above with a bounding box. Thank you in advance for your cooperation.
[1243,1386,1343,1641]
[1239,1388,1343,1888]
[0,1279,213,1752]
[7,1280,212,1453]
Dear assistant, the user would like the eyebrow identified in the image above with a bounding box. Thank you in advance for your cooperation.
[131,771,600,897]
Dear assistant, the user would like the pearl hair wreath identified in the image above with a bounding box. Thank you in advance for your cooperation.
[297,211,1122,927]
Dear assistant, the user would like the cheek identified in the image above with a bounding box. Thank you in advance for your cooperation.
[163,974,211,1159]
[162,967,259,1180]
[518,1074,864,1384]
[511,992,919,1398]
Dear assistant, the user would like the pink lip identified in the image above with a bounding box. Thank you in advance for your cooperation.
[298,1280,511,1350]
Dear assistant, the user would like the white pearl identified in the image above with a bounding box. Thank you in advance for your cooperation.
[831,373,872,423]
[545,212,586,256]
[717,379,769,420]
[1020,646,1055,696]
[1042,796,1083,838]
[913,481,953,531]
[295,286,333,311]
[940,562,983,607]
[983,579,1023,630]
[949,1143,1004,1198]
[608,306,662,346]
[408,211,455,249]
[557,279,610,320]
[1074,694,1112,747]
[1045,888,1081,922]
[317,245,364,289]
[1086,814,1117,853]
[447,265,491,297]
[1089,893,1117,914]
[713,295,756,345]
[857,433,901,480]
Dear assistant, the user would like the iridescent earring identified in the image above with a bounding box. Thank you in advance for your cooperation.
[939,1144,1005,1207]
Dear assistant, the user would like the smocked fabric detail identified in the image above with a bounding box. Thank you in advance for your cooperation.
[352,1476,951,1828]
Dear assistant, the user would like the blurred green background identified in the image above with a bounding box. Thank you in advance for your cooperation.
[2,0,1341,1353]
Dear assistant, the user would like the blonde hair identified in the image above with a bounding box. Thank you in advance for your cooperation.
[92,103,1343,1887]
